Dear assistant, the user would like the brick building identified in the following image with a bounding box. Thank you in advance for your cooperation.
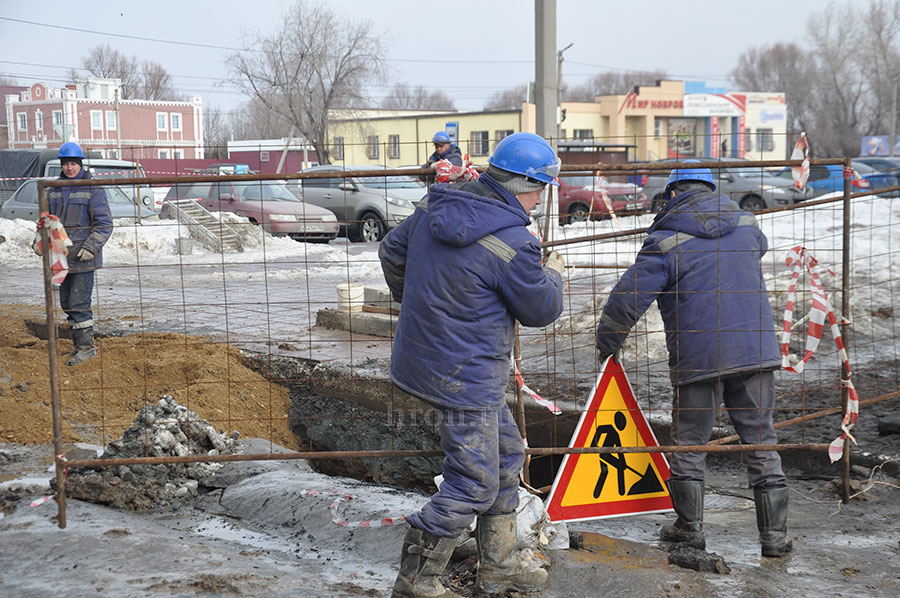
[5,78,204,160]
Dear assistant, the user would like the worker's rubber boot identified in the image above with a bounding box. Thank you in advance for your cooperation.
[475,513,550,595]
[659,479,706,550]
[391,526,460,598]
[67,327,96,366]
[754,486,793,557]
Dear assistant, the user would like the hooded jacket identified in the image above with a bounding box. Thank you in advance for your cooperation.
[379,174,564,410]
[595,189,780,386]
[47,169,113,273]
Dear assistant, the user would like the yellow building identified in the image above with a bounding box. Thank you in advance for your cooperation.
[326,80,788,166]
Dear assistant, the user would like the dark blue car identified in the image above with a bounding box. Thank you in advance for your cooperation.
[769,163,898,199]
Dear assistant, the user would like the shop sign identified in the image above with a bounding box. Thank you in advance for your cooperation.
[683,93,746,117]
[618,89,683,114]
[759,107,786,123]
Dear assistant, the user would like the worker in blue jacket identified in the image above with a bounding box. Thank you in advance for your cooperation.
[425,131,463,167]
[595,161,792,558]
[43,142,112,366]
[380,132,565,597]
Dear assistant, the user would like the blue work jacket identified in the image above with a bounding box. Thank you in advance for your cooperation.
[595,189,781,386]
[426,145,463,167]
[47,170,113,272]
[379,174,564,410]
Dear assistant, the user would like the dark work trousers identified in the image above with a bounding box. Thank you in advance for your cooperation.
[406,403,525,538]
[59,270,95,329]
[669,371,786,489]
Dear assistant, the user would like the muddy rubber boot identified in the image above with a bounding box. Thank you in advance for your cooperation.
[660,479,706,550]
[475,512,550,595]
[391,526,461,598]
[755,486,793,557]
[67,327,96,366]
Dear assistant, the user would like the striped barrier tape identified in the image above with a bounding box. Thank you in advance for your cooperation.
[29,454,68,509]
[790,133,810,190]
[34,214,72,285]
[595,175,623,232]
[513,356,562,415]
[779,246,858,462]
[298,489,408,527]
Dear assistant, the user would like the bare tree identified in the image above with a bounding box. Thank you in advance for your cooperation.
[230,96,293,140]
[564,70,668,101]
[203,106,230,158]
[227,0,385,164]
[730,42,816,134]
[484,84,529,110]
[70,44,140,98]
[137,61,178,101]
[380,83,456,110]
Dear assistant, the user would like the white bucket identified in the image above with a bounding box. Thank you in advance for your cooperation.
[336,283,365,313]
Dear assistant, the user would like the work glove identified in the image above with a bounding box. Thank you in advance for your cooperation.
[543,250,565,275]
[76,248,95,261]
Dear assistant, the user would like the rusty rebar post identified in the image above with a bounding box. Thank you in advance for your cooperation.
[840,158,853,504]
[513,326,531,487]
[37,180,67,529]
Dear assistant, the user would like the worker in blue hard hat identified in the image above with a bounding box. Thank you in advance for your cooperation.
[34,142,112,366]
[595,159,792,558]
[425,131,463,168]
[380,131,564,597]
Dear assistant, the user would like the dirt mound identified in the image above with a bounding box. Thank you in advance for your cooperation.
[62,395,241,510]
[0,304,299,450]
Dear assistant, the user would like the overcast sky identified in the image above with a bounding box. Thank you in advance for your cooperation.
[0,0,874,116]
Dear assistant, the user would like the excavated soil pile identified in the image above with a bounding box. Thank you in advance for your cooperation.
[61,395,240,510]
[0,304,300,450]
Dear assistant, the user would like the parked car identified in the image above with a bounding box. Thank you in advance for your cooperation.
[854,156,900,175]
[161,179,339,243]
[768,164,873,200]
[296,165,424,242]
[45,158,158,211]
[641,158,803,211]
[851,160,900,196]
[0,177,154,221]
[557,175,647,225]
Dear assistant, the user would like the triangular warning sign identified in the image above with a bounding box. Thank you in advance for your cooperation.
[546,357,672,522]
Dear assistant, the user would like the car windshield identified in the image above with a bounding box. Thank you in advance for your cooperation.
[851,162,875,174]
[101,185,135,204]
[360,175,424,189]
[233,181,299,201]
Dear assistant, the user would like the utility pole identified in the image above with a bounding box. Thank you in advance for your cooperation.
[557,43,573,141]
[534,0,557,147]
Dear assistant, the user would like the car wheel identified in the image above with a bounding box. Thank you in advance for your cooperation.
[739,194,765,211]
[651,194,667,212]
[566,203,591,224]
[351,212,386,243]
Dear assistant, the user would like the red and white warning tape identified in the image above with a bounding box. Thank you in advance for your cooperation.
[790,133,810,190]
[29,454,68,509]
[780,246,859,462]
[513,356,562,415]
[34,214,72,285]
[595,175,623,231]
[298,489,408,527]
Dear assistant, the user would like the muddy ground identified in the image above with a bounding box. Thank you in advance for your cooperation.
[1,303,899,597]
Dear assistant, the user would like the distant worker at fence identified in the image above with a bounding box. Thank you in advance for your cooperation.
[426,131,463,168]
[594,160,792,558]
[380,131,565,596]
[35,142,112,366]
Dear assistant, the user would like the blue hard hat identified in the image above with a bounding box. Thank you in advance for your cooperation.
[432,131,451,144]
[665,159,715,193]
[487,132,561,186]
[58,142,85,160]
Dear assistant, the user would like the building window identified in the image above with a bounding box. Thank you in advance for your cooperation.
[654,118,665,137]
[173,149,184,159]
[471,130,489,156]
[333,137,344,160]
[35,110,43,132]
[366,135,379,159]
[259,151,270,162]
[107,149,119,159]
[388,134,400,159]
[156,113,168,131]
[756,128,774,152]
[16,113,26,132]
[744,129,753,153]
[494,129,513,148]
[91,110,103,130]
[106,111,117,130]
[560,129,567,139]
[170,113,182,132]
[573,129,594,139]
[52,110,63,126]
[158,149,170,159]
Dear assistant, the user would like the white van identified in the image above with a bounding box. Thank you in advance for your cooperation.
[45,158,159,211]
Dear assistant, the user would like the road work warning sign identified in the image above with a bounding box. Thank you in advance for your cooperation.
[545,357,673,522]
